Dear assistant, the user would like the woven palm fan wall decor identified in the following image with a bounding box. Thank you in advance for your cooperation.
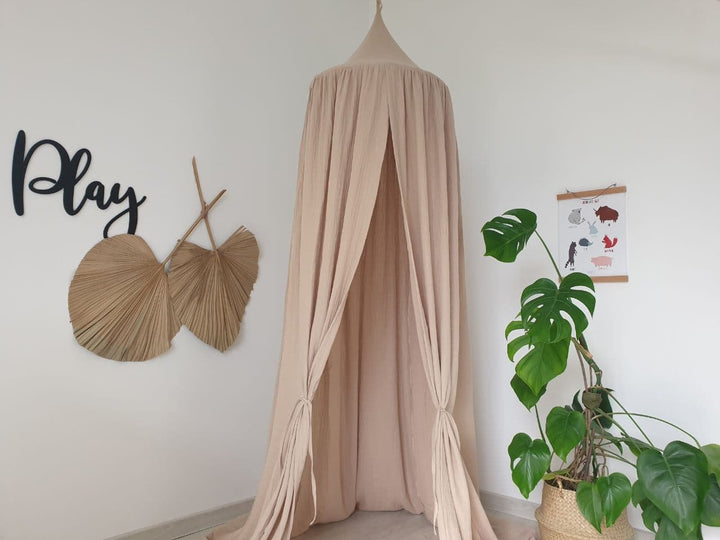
[168,158,259,352]
[68,159,259,361]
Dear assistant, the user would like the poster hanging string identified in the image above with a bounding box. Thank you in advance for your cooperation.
[564,182,617,201]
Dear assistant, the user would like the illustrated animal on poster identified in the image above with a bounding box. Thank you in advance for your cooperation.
[595,205,619,224]
[565,241,577,269]
[591,255,613,269]
[568,208,584,225]
[602,235,618,249]
[556,186,628,282]
[68,158,259,361]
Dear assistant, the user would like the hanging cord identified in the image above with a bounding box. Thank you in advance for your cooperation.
[564,182,618,201]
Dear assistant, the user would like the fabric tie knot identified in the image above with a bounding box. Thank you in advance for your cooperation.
[296,395,317,524]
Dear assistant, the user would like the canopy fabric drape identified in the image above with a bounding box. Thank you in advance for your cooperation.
[209,11,536,540]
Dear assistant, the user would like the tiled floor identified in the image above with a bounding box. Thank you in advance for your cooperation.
[178,510,538,540]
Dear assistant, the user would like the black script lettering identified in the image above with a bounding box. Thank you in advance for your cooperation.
[11,130,147,237]
[102,187,146,237]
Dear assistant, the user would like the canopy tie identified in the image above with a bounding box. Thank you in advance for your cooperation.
[298,397,312,408]
[431,403,461,535]
[297,396,318,524]
[376,0,383,13]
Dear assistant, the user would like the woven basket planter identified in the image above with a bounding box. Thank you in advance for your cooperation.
[535,482,633,540]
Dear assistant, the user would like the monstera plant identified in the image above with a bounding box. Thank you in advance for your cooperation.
[482,209,720,538]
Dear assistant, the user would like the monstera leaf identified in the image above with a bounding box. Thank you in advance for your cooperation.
[506,320,531,360]
[597,474,633,528]
[507,315,571,395]
[638,441,710,535]
[702,475,720,526]
[546,406,586,462]
[633,481,663,532]
[594,389,614,430]
[508,433,551,498]
[656,517,701,540]
[703,444,720,479]
[514,338,570,395]
[510,374,546,410]
[702,444,720,526]
[482,209,537,263]
[577,473,632,533]
[520,272,596,343]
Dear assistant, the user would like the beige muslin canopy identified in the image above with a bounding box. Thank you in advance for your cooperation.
[209,6,534,540]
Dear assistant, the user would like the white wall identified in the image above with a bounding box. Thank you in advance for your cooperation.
[2,0,720,538]
[0,1,367,539]
[379,0,720,535]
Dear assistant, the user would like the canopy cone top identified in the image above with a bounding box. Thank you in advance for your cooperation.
[345,4,417,67]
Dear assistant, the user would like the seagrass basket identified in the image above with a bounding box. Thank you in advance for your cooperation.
[535,482,633,540]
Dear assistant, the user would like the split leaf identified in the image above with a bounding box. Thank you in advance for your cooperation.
[482,209,537,263]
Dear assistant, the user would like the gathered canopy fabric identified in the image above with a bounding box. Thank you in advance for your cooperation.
[209,13,535,540]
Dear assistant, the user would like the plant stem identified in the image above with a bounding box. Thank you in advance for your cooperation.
[594,440,623,449]
[591,410,643,443]
[573,336,603,386]
[552,474,581,485]
[601,449,637,467]
[597,445,609,477]
[592,439,600,478]
[534,406,548,445]
[606,410,701,448]
[586,412,596,481]
[534,230,563,282]
[575,343,589,390]
[605,394,655,446]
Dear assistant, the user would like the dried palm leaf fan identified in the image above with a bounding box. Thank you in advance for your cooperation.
[68,189,226,362]
[168,158,259,352]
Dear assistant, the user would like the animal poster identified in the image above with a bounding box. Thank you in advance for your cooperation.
[557,186,628,283]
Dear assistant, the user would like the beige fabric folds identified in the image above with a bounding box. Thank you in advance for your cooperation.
[208,61,522,540]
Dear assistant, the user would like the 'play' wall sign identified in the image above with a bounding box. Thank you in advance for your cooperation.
[11,130,147,237]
